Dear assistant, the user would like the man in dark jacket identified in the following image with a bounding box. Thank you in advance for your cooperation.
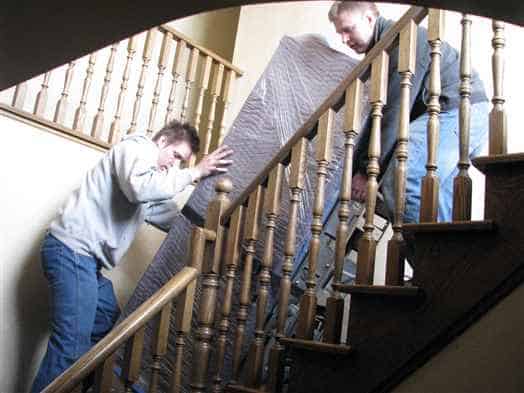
[329,1,489,222]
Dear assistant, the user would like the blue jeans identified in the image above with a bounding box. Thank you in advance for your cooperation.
[382,101,490,223]
[31,234,121,392]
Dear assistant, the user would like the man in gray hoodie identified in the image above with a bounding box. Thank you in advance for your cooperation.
[31,120,233,392]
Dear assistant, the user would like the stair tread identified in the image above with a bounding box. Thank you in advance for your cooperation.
[280,337,353,355]
[472,152,524,173]
[333,284,423,297]
[403,219,495,233]
[226,384,265,393]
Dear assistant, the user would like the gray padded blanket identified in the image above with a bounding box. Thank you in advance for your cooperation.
[119,34,368,392]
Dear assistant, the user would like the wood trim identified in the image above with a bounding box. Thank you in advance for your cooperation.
[281,337,353,355]
[333,284,423,297]
[403,219,496,233]
[159,25,244,76]
[472,153,524,173]
[222,6,428,223]
[0,103,110,152]
[42,266,199,393]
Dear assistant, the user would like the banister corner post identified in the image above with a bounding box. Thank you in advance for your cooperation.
[189,178,233,393]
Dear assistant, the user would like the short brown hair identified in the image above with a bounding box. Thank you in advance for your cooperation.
[328,1,380,22]
[152,120,200,154]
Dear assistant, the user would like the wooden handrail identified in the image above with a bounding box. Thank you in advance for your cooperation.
[221,5,428,224]
[159,25,244,77]
[42,266,199,393]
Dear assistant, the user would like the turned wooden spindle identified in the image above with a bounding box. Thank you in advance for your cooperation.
[202,63,224,155]
[385,20,417,286]
[170,227,206,393]
[324,79,363,343]
[122,327,146,393]
[149,303,172,393]
[419,9,444,223]
[128,29,155,134]
[11,82,28,110]
[146,31,173,136]
[194,56,213,132]
[73,53,97,131]
[91,43,119,139]
[180,47,200,122]
[296,110,334,340]
[212,206,244,393]
[92,353,116,393]
[231,185,265,383]
[108,36,137,143]
[190,179,232,393]
[165,40,187,123]
[489,20,507,155]
[356,51,389,285]
[452,14,473,221]
[268,138,308,391]
[217,69,237,146]
[54,61,76,124]
[245,165,284,388]
[34,72,52,117]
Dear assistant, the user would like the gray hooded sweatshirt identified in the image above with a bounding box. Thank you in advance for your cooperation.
[50,134,196,269]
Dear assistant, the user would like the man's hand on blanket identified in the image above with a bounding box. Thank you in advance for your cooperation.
[194,145,234,179]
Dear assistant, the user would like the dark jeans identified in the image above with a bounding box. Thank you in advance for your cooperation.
[31,234,121,392]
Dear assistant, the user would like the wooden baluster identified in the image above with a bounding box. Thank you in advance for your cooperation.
[452,14,474,221]
[128,29,155,134]
[194,56,213,132]
[165,40,187,123]
[180,47,200,122]
[268,138,308,391]
[324,79,363,343]
[171,227,206,393]
[73,53,97,131]
[122,327,146,393]
[92,353,116,393]
[190,179,232,393]
[217,69,237,146]
[54,61,76,124]
[356,51,389,285]
[419,9,444,223]
[11,82,28,109]
[34,72,52,116]
[386,21,417,286]
[91,43,119,139]
[231,185,265,383]
[203,63,224,155]
[149,303,172,393]
[146,31,172,136]
[246,165,284,387]
[212,206,244,393]
[296,110,334,340]
[489,20,507,154]
[108,36,137,143]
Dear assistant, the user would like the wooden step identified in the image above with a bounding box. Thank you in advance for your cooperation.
[472,152,524,174]
[226,384,265,393]
[403,220,496,234]
[333,283,423,298]
[280,337,353,355]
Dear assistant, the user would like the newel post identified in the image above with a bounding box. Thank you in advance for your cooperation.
[190,178,233,393]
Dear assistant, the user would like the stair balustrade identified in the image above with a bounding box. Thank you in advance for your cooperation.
[15,4,524,393]
[1,25,243,161]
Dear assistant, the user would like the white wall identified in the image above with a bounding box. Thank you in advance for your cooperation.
[0,114,166,393]
[394,283,524,393]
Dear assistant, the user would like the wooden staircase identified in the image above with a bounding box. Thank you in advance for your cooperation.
[284,154,524,393]
[30,4,524,393]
